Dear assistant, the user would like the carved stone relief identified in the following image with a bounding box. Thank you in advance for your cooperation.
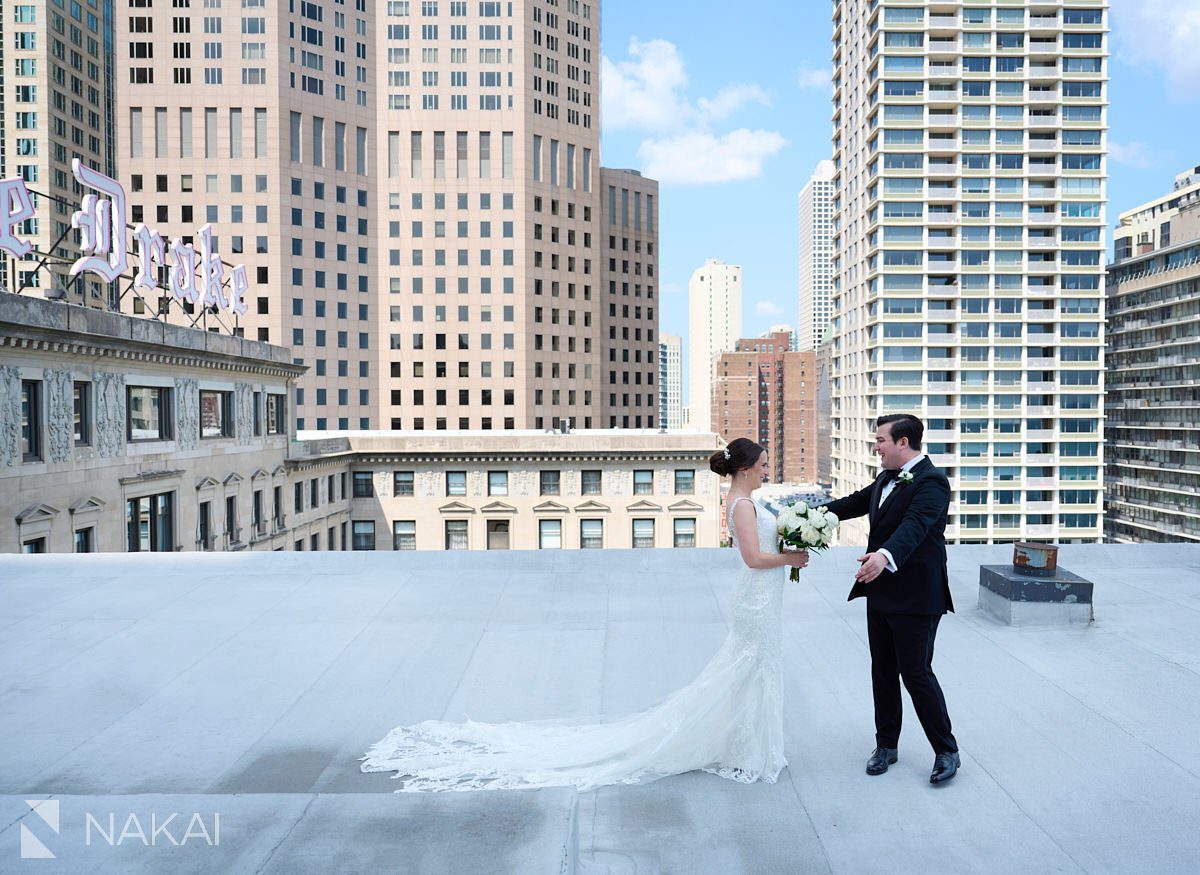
[43,368,74,463]
[0,365,20,467]
[175,378,199,451]
[469,470,485,497]
[376,469,391,497]
[656,466,673,496]
[514,469,537,497]
[609,469,631,496]
[417,471,440,497]
[93,371,126,458]
[563,469,579,496]
[235,383,254,446]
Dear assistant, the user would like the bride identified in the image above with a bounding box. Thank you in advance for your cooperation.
[360,437,809,791]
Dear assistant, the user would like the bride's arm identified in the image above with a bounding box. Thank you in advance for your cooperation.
[732,501,808,570]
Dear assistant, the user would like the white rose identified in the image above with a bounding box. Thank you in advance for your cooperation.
[824,510,839,528]
[800,525,818,544]
[793,501,809,515]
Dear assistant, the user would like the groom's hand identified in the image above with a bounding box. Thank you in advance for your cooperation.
[855,552,888,584]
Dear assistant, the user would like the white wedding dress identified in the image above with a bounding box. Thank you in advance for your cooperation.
[360,495,787,791]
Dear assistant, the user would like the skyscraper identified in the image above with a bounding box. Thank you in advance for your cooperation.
[600,168,659,429]
[2,0,116,306]
[116,0,378,431]
[798,159,836,352]
[1105,168,1200,544]
[658,332,682,430]
[109,0,655,434]
[687,258,741,434]
[830,2,1107,545]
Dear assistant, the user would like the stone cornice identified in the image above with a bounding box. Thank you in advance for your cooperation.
[0,329,304,381]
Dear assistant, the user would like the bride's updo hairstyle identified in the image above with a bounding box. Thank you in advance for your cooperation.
[709,437,765,477]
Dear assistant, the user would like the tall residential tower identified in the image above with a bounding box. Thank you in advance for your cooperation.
[659,332,683,430]
[830,1,1108,544]
[798,159,836,351]
[687,258,741,433]
[3,0,116,306]
[1105,168,1200,544]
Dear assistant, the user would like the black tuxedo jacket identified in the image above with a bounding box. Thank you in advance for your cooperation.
[822,456,954,615]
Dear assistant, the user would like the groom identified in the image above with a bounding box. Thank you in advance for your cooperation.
[822,414,960,785]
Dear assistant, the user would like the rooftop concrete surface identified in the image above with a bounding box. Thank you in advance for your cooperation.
[1,543,1199,873]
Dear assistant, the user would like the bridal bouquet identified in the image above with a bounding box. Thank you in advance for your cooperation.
[776,501,839,582]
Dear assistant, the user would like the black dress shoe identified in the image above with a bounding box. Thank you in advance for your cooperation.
[866,747,898,775]
[930,751,960,785]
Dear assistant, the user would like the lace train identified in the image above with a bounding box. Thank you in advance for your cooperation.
[361,496,787,792]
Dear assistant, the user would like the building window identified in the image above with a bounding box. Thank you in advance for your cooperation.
[539,519,562,549]
[352,471,374,497]
[486,519,510,549]
[446,471,467,496]
[633,470,654,495]
[488,471,508,495]
[352,520,376,550]
[225,495,240,545]
[673,518,696,548]
[674,470,694,494]
[540,470,560,495]
[580,518,603,549]
[393,520,416,550]
[273,486,284,528]
[73,381,92,446]
[581,469,602,495]
[253,391,263,436]
[200,389,234,438]
[67,525,93,553]
[22,537,47,554]
[198,500,212,549]
[127,386,174,441]
[445,519,468,549]
[126,491,175,552]
[393,471,415,496]
[253,489,266,537]
[632,518,655,548]
[20,380,42,461]
[266,393,286,434]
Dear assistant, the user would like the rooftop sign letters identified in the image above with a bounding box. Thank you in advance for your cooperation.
[0,160,248,315]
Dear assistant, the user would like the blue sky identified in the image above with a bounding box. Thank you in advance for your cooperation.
[597,0,1200,395]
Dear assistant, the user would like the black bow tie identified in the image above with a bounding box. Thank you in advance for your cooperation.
[881,469,902,483]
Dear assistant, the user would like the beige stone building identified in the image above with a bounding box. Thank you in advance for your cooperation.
[2,293,716,554]
[1,294,316,554]
[292,429,723,551]
[106,0,656,435]
[114,0,379,433]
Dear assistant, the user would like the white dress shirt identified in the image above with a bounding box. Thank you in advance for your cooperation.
[877,454,926,574]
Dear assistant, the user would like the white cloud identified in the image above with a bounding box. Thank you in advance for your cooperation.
[1111,0,1200,93]
[603,37,787,185]
[795,66,832,91]
[696,85,770,122]
[601,38,690,132]
[755,300,785,317]
[1109,140,1152,168]
[637,130,789,186]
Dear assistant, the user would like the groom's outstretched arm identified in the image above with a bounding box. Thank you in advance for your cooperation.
[878,474,951,571]
[820,481,875,521]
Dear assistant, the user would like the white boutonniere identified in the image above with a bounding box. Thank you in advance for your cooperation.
[897,471,915,486]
